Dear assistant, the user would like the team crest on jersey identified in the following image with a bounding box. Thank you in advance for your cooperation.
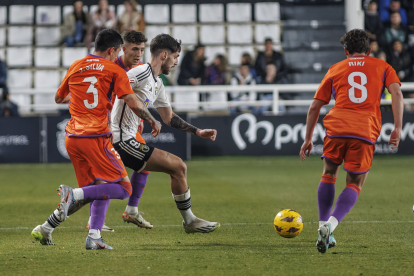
[139,144,150,153]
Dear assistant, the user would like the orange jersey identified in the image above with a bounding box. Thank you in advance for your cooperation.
[57,54,134,137]
[315,55,400,144]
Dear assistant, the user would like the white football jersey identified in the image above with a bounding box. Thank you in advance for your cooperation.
[111,63,170,143]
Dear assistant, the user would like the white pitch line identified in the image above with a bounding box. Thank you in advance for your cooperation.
[1,220,414,231]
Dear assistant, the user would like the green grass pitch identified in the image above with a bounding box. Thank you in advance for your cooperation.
[1,156,414,275]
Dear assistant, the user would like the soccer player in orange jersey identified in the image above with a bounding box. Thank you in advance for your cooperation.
[85,31,152,232]
[31,29,161,249]
[299,29,404,253]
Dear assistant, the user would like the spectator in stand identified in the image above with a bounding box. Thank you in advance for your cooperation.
[369,40,387,60]
[177,44,206,85]
[203,55,227,85]
[381,12,407,46]
[380,0,408,26]
[405,0,414,32]
[387,39,412,81]
[61,0,91,47]
[255,38,287,85]
[365,1,384,40]
[229,62,257,115]
[241,53,258,82]
[0,94,19,117]
[118,0,145,36]
[0,56,8,99]
[86,0,117,49]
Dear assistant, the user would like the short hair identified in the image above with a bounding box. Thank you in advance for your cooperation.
[150,34,181,56]
[340,29,370,55]
[95,29,123,52]
[264,38,273,43]
[124,30,147,45]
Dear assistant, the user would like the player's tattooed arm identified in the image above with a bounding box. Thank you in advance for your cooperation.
[169,113,198,135]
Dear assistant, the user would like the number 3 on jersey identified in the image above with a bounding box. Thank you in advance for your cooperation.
[348,72,367,103]
[82,76,98,109]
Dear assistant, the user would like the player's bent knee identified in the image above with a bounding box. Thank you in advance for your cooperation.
[172,158,187,178]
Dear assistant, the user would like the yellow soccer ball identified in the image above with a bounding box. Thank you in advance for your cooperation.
[274,209,304,238]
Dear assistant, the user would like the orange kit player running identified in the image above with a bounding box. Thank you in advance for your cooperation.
[85,31,153,232]
[299,29,404,254]
[31,29,161,250]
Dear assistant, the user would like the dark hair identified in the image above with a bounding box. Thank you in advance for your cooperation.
[213,54,226,73]
[241,53,252,65]
[95,29,123,52]
[73,0,87,23]
[340,29,370,54]
[150,34,181,56]
[264,37,273,43]
[124,30,147,45]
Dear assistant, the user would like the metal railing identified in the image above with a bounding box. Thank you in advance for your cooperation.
[9,83,414,115]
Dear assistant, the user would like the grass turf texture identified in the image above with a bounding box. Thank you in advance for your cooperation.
[0,156,413,275]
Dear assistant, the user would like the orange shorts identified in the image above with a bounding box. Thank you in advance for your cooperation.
[322,136,375,174]
[65,135,128,187]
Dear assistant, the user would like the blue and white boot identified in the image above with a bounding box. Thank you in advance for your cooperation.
[316,222,332,253]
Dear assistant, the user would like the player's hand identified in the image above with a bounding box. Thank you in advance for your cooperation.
[196,129,217,141]
[138,120,144,134]
[299,139,313,161]
[150,120,161,137]
[389,128,401,151]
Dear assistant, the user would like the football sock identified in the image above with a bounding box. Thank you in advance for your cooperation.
[126,171,149,212]
[81,182,130,200]
[72,188,84,200]
[319,221,326,228]
[88,229,101,239]
[317,174,336,222]
[173,189,196,225]
[330,184,361,227]
[90,199,110,232]
[327,216,339,233]
[42,209,62,233]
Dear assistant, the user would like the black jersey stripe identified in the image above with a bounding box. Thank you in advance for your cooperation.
[135,67,150,79]
[136,71,151,82]
[119,103,127,141]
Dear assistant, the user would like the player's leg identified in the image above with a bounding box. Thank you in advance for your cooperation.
[145,148,220,233]
[87,200,114,232]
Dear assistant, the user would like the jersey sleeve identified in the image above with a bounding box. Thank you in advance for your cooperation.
[153,81,171,109]
[113,67,134,98]
[314,69,333,104]
[384,63,401,88]
[57,69,71,99]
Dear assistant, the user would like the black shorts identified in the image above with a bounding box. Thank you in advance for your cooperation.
[113,138,154,172]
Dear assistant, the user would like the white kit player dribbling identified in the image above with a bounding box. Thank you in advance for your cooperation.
[111,34,220,234]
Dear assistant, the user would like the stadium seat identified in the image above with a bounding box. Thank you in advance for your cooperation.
[199,4,224,23]
[144,5,169,24]
[200,25,225,45]
[227,25,252,44]
[203,92,227,111]
[0,48,4,60]
[284,50,343,70]
[173,91,199,112]
[34,48,60,68]
[145,26,170,44]
[172,26,197,45]
[172,4,196,23]
[8,26,33,46]
[204,46,226,65]
[254,2,280,22]
[89,5,115,15]
[228,46,254,66]
[36,6,61,25]
[35,27,60,46]
[226,3,251,22]
[0,27,5,47]
[0,6,7,25]
[62,5,89,19]
[62,47,88,67]
[255,24,281,44]
[61,70,68,82]
[9,5,34,24]
[7,69,32,113]
[34,70,60,112]
[7,47,32,67]
[116,4,142,18]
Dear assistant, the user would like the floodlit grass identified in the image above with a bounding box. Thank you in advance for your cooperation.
[0,156,414,275]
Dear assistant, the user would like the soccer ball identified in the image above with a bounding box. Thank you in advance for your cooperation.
[274,209,303,238]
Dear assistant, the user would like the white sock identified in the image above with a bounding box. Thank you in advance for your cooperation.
[172,189,196,225]
[42,209,62,233]
[327,216,339,233]
[88,216,91,225]
[88,229,101,239]
[319,221,326,228]
[72,188,84,200]
[125,205,138,214]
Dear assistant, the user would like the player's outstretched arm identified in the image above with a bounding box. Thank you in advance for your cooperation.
[388,82,404,150]
[120,93,161,137]
[157,106,217,141]
[54,92,70,104]
[299,99,325,161]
